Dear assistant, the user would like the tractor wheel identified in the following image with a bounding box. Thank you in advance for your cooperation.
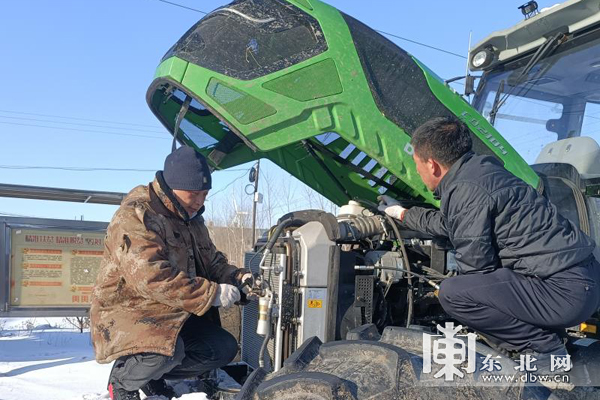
[234,325,586,400]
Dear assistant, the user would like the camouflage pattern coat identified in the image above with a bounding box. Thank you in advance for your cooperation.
[91,174,243,364]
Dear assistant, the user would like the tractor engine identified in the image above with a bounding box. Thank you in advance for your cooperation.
[240,203,454,371]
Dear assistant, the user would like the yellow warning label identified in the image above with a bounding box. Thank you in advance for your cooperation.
[308,299,323,308]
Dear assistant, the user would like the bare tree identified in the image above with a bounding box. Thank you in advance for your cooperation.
[280,174,298,214]
[300,183,338,214]
[64,316,90,333]
[301,184,317,209]
[257,168,281,229]
[204,163,343,358]
[314,191,339,215]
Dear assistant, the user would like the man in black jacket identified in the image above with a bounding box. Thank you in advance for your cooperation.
[379,116,600,360]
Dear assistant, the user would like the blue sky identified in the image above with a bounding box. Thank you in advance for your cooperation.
[0,0,561,223]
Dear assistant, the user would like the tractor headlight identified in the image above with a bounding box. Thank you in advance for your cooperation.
[471,48,494,69]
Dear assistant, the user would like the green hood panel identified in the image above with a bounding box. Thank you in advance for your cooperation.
[147,0,538,207]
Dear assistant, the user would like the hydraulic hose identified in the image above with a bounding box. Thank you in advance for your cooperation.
[254,218,299,371]
[352,198,417,328]
[258,291,274,369]
[356,265,441,290]
[265,218,295,251]
[247,217,295,273]
[382,214,414,328]
[420,266,449,279]
[257,218,296,270]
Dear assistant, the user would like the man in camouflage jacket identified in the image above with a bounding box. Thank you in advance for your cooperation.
[91,146,251,400]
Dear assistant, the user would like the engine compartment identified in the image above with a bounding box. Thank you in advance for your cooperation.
[240,199,599,374]
[241,203,465,372]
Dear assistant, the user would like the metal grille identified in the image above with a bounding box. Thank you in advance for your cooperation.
[241,251,279,370]
[266,254,281,370]
[355,275,375,324]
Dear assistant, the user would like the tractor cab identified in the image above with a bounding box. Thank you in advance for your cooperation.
[469,0,600,259]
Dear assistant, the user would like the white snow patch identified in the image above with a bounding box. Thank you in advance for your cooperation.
[176,394,210,400]
[0,318,211,400]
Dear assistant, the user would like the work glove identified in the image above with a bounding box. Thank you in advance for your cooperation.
[212,284,241,308]
[377,194,407,221]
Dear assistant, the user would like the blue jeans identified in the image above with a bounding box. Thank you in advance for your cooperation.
[110,312,238,391]
[438,256,600,353]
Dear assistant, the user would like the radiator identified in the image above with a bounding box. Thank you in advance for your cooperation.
[240,251,280,370]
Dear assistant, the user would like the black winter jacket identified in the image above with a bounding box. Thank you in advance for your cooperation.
[403,152,596,278]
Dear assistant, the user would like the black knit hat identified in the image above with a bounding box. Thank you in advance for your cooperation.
[163,146,212,191]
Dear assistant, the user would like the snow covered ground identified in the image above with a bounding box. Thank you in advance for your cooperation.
[0,318,212,400]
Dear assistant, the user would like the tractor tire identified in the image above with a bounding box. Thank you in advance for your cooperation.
[235,325,600,400]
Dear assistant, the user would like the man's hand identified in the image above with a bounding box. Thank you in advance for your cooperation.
[212,284,241,308]
[240,272,260,301]
[377,195,407,221]
[240,272,254,285]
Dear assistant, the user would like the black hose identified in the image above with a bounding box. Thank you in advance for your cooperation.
[383,214,414,328]
[247,219,294,270]
[265,219,295,252]
[258,296,272,370]
[371,266,441,289]
[420,266,448,279]
[253,220,293,371]
[245,227,280,371]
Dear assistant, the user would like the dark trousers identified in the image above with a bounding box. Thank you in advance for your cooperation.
[438,257,600,353]
[110,313,238,392]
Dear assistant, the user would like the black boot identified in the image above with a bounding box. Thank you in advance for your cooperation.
[526,344,574,391]
[141,379,177,399]
[188,377,220,399]
[108,382,141,400]
[476,331,515,358]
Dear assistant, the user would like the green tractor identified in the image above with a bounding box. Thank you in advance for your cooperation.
[147,0,600,398]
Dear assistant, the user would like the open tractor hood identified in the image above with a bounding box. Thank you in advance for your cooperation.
[147,0,539,207]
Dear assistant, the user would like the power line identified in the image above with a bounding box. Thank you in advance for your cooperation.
[0,109,164,129]
[0,164,251,173]
[0,165,157,172]
[0,115,166,134]
[152,0,466,60]
[0,121,170,140]
[157,0,207,14]
[208,168,251,199]
[374,29,466,59]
